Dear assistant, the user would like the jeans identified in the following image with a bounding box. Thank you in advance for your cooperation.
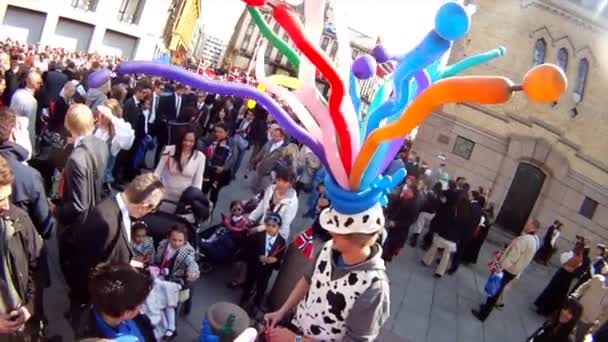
[232,144,247,177]
[105,154,117,183]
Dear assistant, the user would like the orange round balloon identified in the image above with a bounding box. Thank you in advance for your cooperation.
[522,64,567,103]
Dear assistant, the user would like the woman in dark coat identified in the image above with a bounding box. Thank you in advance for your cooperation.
[535,243,585,316]
[462,199,494,265]
[382,182,422,262]
[202,123,238,205]
[246,107,270,162]
[528,297,582,342]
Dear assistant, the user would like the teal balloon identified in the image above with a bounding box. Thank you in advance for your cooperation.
[350,72,362,120]
[439,46,506,78]
[361,77,393,141]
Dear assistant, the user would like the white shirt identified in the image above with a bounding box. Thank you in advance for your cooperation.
[269,140,284,154]
[265,233,278,256]
[133,95,140,107]
[74,135,86,148]
[142,110,151,134]
[149,94,159,124]
[175,95,182,118]
[116,193,132,243]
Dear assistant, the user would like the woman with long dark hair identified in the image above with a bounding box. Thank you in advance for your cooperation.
[535,242,585,316]
[528,297,583,342]
[462,198,495,265]
[202,123,237,205]
[154,125,205,203]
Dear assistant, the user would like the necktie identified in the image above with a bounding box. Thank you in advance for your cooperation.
[266,238,273,256]
[176,96,181,118]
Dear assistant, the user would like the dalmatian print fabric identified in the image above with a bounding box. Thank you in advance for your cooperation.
[292,240,381,341]
[319,203,385,235]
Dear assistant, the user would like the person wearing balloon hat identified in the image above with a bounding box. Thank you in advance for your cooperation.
[264,203,390,342]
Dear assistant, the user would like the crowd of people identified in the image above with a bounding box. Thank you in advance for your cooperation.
[0,37,607,342]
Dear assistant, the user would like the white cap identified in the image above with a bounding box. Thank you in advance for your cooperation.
[320,203,385,235]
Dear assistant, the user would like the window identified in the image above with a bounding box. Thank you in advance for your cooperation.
[246,23,255,36]
[71,0,97,11]
[117,0,145,24]
[557,48,568,72]
[274,50,283,63]
[533,38,546,66]
[273,22,280,34]
[351,49,359,60]
[579,196,598,220]
[321,36,330,51]
[574,58,588,102]
[452,135,475,160]
[265,46,273,58]
[330,41,338,58]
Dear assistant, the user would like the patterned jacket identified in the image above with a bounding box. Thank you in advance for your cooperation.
[154,239,200,284]
[132,236,155,263]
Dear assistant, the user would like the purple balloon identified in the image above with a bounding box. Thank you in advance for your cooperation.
[372,45,391,64]
[378,70,431,174]
[352,55,377,80]
[88,69,111,89]
[108,61,328,169]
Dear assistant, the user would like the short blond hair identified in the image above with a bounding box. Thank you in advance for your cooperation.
[65,104,95,136]
[104,99,123,118]
[124,173,164,204]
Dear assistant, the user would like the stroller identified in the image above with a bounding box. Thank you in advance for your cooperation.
[197,191,264,273]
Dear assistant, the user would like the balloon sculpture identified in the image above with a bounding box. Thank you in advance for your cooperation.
[89,0,566,220]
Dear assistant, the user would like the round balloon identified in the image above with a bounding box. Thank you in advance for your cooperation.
[522,64,567,103]
[372,45,391,64]
[352,55,377,80]
[434,1,470,41]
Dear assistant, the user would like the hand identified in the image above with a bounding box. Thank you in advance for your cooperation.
[48,199,56,213]
[318,198,329,207]
[266,256,278,264]
[259,255,267,264]
[215,166,223,173]
[268,326,296,340]
[264,309,286,329]
[0,312,22,334]
[186,273,198,283]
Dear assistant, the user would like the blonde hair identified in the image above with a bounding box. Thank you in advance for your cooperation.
[104,99,123,118]
[124,173,164,205]
[65,104,95,136]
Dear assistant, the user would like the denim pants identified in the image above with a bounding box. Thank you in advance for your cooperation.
[105,154,117,183]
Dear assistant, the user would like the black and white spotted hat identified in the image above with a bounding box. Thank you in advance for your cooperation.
[319,203,385,234]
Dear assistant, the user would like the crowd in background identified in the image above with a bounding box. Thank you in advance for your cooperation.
[0,37,607,342]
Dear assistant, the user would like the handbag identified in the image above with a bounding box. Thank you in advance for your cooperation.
[484,272,503,297]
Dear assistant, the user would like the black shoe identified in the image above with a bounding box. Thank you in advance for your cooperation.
[471,309,486,322]
[495,304,504,310]
[433,273,442,278]
[409,233,419,248]
[446,267,457,275]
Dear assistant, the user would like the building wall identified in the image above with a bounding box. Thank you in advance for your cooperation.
[200,34,226,66]
[414,0,608,243]
[0,0,171,60]
[168,0,200,55]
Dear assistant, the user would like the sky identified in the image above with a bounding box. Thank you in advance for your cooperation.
[200,0,446,54]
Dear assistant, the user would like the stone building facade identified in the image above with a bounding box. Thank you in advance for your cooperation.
[414,0,608,243]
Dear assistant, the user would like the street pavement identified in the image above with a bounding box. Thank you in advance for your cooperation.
[43,153,556,342]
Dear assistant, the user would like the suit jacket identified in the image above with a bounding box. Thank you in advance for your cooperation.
[244,231,286,270]
[123,97,144,137]
[158,94,187,122]
[43,70,68,105]
[76,196,134,302]
[56,135,109,229]
[251,140,290,176]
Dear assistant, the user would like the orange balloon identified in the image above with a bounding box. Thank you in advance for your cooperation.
[350,76,517,190]
[522,64,567,103]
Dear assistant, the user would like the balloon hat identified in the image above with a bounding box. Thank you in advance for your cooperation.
[89,1,567,233]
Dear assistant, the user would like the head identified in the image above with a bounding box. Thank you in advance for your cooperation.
[26,71,42,91]
[264,213,282,237]
[179,126,197,152]
[0,107,17,144]
[332,232,379,254]
[89,263,153,322]
[131,221,148,245]
[62,82,76,99]
[103,98,123,118]
[65,104,95,138]
[213,123,228,142]
[110,84,127,103]
[217,107,227,120]
[0,156,14,212]
[596,244,607,258]
[153,80,163,94]
[175,84,186,96]
[274,166,295,193]
[133,85,145,101]
[556,297,583,332]
[229,200,244,217]
[245,109,255,121]
[270,127,285,143]
[554,220,563,229]
[225,98,234,109]
[318,182,326,195]
[432,182,443,195]
[168,224,188,250]
[122,173,164,219]
[448,180,457,191]
[524,218,540,234]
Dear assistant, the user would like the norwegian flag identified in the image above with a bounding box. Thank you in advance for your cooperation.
[197,58,209,75]
[375,36,396,79]
[294,227,315,259]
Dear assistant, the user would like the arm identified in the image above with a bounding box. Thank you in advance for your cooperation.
[223,140,238,171]
[248,187,270,223]
[280,199,299,237]
[55,157,91,226]
[28,171,56,239]
[154,147,170,178]
[342,280,391,342]
[278,277,310,314]
[192,152,205,190]
[21,211,43,317]
[571,276,592,299]
[499,237,522,272]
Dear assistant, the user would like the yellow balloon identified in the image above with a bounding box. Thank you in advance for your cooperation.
[246,76,300,108]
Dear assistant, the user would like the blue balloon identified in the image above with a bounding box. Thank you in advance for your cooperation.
[434,1,470,41]
[349,72,362,119]
[324,169,406,214]
[361,77,393,140]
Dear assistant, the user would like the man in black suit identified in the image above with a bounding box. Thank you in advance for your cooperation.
[75,173,164,305]
[51,104,108,309]
[240,213,286,311]
[155,84,188,164]
[42,61,68,106]
[115,84,147,183]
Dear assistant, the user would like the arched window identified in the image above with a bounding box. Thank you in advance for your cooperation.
[557,48,568,72]
[533,38,546,66]
[574,58,589,102]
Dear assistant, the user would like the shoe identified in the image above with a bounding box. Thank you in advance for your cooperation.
[227,280,244,289]
[409,233,419,248]
[495,304,504,310]
[420,260,428,267]
[471,309,486,322]
[433,273,442,278]
[163,329,177,340]
[446,268,457,275]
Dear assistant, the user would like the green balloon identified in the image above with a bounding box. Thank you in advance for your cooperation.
[247,6,301,70]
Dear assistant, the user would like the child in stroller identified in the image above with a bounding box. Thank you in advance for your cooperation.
[198,197,260,273]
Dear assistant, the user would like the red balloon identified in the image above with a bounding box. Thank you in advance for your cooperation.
[273,3,353,174]
[242,0,266,6]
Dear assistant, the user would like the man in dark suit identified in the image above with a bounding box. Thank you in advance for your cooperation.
[42,61,68,106]
[240,213,286,311]
[52,104,108,297]
[155,84,188,164]
[115,84,147,183]
[75,173,164,305]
